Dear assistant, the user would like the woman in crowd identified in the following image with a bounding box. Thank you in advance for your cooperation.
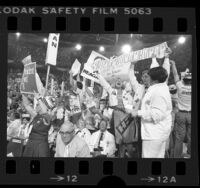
[22,94,56,157]
[131,66,172,158]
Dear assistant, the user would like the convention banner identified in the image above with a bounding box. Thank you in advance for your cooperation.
[20,62,39,94]
[81,42,168,83]
[45,33,60,66]
[116,114,138,143]
[116,114,134,135]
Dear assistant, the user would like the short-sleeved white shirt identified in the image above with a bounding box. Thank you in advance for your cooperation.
[176,81,191,111]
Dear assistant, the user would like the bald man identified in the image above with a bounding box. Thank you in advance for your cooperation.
[55,121,91,157]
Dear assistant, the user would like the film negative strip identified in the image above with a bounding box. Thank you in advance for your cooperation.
[0,1,199,186]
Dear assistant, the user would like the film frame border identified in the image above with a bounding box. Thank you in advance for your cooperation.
[0,5,198,186]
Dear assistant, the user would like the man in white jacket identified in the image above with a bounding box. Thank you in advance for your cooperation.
[90,119,116,157]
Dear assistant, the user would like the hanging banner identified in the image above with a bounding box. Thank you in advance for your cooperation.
[116,114,138,143]
[70,59,81,76]
[45,33,60,66]
[81,42,168,83]
[20,62,39,94]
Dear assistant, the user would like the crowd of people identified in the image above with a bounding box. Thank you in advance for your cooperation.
[7,48,192,158]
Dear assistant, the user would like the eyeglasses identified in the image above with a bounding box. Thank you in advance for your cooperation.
[59,130,74,136]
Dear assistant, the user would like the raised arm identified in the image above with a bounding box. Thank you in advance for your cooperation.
[170,60,180,84]
[162,57,170,83]
[128,62,140,92]
[69,72,77,91]
[22,94,37,118]
[162,47,172,83]
[85,86,94,98]
[96,72,113,94]
[150,56,160,68]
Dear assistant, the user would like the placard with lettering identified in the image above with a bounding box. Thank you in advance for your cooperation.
[20,62,38,94]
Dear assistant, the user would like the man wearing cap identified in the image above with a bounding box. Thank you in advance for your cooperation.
[171,60,191,158]
[55,120,91,157]
[22,93,56,157]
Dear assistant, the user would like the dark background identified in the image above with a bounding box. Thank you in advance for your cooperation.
[7,33,192,84]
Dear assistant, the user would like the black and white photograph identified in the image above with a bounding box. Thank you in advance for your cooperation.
[7,33,192,158]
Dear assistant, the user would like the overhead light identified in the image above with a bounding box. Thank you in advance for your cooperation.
[43,38,48,43]
[121,44,131,54]
[99,46,105,52]
[75,44,82,50]
[178,36,186,44]
[16,32,21,37]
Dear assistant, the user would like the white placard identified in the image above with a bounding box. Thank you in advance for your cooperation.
[70,59,81,76]
[81,42,169,83]
[81,51,109,83]
[45,33,60,66]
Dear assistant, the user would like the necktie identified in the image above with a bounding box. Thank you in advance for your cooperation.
[98,132,104,148]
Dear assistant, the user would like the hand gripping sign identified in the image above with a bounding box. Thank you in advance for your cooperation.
[20,62,38,94]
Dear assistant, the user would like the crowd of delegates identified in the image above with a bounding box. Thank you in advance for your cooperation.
[7,48,191,158]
